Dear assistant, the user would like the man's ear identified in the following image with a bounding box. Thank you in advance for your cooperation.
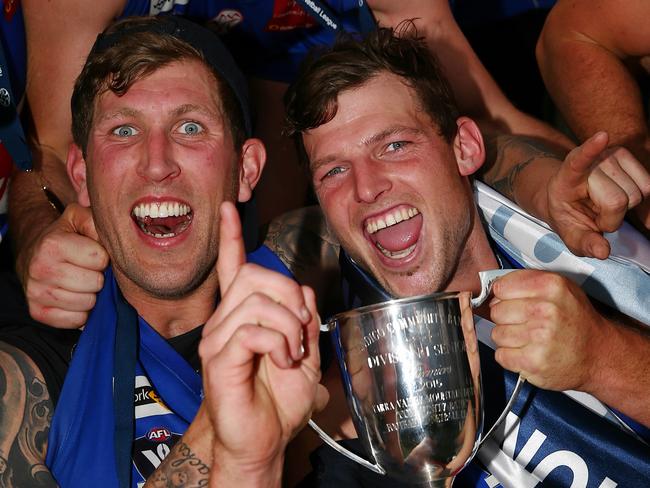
[237,138,266,203]
[453,117,485,176]
[66,144,91,207]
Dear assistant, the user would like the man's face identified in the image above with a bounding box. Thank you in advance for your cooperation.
[303,73,475,297]
[81,60,242,298]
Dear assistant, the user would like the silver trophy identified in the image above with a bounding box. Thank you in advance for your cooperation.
[311,270,524,487]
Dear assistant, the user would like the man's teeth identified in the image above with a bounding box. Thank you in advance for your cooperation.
[132,201,191,219]
[366,207,419,234]
[376,242,417,259]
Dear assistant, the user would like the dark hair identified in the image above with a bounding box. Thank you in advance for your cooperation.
[71,16,249,154]
[285,23,459,144]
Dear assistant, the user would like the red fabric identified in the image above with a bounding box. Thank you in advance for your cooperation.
[265,0,316,31]
[3,0,19,21]
[0,142,12,200]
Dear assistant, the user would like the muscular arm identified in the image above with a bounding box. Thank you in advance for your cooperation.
[588,308,650,427]
[367,0,573,150]
[491,271,650,428]
[537,0,650,167]
[480,133,563,221]
[11,0,124,278]
[0,342,57,487]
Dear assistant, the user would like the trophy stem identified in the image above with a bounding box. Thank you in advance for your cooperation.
[420,476,454,488]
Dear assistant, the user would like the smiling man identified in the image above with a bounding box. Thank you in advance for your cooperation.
[284,27,650,486]
[0,16,324,488]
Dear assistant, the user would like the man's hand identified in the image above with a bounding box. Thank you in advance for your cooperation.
[545,132,650,259]
[489,270,610,393]
[19,203,109,328]
[199,202,327,486]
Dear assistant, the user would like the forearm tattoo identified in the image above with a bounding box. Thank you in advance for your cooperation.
[0,343,57,487]
[482,134,561,201]
[145,441,209,488]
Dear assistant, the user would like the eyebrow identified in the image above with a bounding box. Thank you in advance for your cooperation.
[96,108,140,124]
[96,104,220,125]
[361,126,423,146]
[171,103,220,119]
[310,125,423,171]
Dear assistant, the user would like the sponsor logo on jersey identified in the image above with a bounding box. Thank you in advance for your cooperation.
[134,376,171,418]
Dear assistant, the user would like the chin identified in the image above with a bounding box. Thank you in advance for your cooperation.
[381,268,445,298]
[127,264,213,300]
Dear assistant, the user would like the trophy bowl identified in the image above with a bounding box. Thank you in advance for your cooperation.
[311,270,523,486]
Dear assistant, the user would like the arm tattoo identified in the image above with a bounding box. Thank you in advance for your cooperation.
[490,157,535,199]
[145,441,209,488]
[0,343,57,487]
[482,134,562,201]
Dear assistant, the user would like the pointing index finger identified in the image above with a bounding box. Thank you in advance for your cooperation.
[560,131,609,187]
[217,201,246,298]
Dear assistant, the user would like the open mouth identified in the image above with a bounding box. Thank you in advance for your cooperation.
[365,206,422,260]
[132,200,193,238]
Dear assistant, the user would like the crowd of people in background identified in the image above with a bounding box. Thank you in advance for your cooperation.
[0,1,648,487]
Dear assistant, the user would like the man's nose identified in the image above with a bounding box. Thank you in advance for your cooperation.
[353,159,391,203]
[137,130,181,182]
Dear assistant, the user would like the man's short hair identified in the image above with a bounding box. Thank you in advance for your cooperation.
[71,16,251,154]
[285,24,459,145]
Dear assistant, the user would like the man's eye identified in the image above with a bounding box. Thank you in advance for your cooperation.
[113,125,139,137]
[387,141,408,152]
[179,121,203,135]
[323,166,347,179]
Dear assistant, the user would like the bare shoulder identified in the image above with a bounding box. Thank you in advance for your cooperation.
[545,0,650,53]
[264,206,343,314]
[0,342,57,487]
[366,0,452,24]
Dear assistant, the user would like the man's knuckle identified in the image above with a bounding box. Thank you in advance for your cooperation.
[606,192,629,212]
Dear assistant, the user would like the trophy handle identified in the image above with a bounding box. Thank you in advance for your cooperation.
[471,269,514,307]
[308,419,387,475]
[471,269,526,445]
[479,373,526,446]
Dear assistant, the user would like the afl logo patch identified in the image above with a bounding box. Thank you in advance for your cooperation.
[146,427,172,443]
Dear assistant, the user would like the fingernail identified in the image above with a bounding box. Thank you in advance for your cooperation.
[300,306,311,323]
[297,328,305,359]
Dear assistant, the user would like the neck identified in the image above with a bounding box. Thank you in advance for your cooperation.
[443,206,499,298]
[113,268,219,339]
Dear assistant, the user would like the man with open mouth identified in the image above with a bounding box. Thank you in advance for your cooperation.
[281,26,650,487]
[0,16,325,488]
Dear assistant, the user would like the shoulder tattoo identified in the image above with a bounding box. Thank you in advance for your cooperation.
[0,342,57,487]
